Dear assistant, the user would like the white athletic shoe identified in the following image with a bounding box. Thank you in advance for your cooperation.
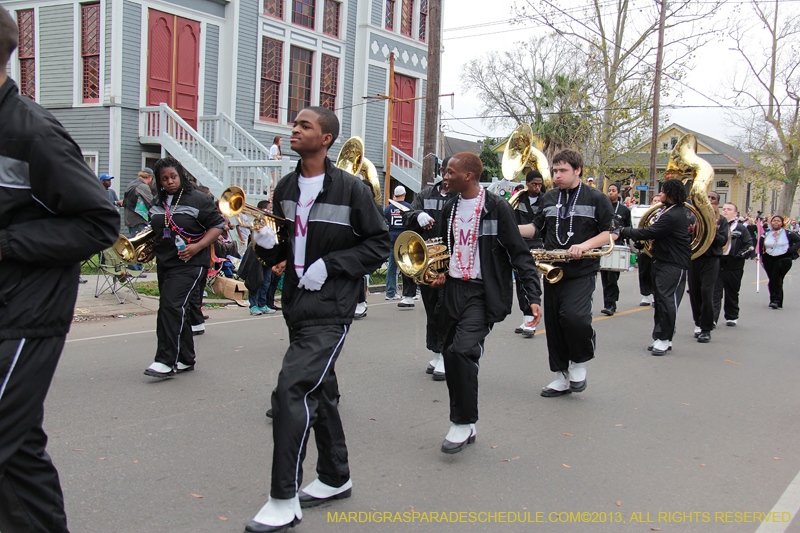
[693,326,702,338]
[354,302,367,318]
[432,355,445,381]
[248,495,302,531]
[726,319,738,327]
[650,339,672,355]
[398,297,415,308]
[541,371,571,397]
[640,295,652,306]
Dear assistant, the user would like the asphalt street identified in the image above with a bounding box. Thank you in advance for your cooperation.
[49,261,799,533]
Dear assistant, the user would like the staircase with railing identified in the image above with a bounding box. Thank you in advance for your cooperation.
[139,104,291,200]
[389,145,422,193]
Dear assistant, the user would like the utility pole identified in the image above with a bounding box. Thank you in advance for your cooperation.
[384,52,395,207]
[421,0,442,188]
[648,0,667,203]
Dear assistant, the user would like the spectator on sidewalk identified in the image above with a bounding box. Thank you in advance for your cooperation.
[100,174,122,207]
[384,185,415,305]
[214,230,241,278]
[123,168,155,271]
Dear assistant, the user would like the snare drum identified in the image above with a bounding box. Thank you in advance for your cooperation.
[599,245,630,272]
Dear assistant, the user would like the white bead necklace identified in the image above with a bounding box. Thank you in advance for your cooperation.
[554,181,582,246]
[448,188,485,280]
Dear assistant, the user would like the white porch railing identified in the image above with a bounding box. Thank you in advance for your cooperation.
[139,104,291,200]
[199,112,274,162]
[389,145,422,193]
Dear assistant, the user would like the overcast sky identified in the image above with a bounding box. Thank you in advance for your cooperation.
[439,0,742,146]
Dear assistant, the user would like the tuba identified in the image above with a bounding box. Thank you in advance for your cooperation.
[112,226,156,264]
[530,234,615,284]
[637,134,716,259]
[394,231,450,285]
[219,186,287,241]
[336,136,382,204]
[502,124,552,209]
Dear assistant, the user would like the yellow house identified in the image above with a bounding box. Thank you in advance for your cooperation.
[618,124,764,212]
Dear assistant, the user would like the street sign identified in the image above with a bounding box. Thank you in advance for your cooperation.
[635,185,649,191]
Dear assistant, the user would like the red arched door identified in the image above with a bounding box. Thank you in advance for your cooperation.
[392,74,416,157]
[147,9,200,128]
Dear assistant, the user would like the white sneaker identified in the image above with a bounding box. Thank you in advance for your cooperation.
[521,315,536,337]
[413,294,421,300]
[640,295,652,306]
[568,361,586,382]
[693,326,702,338]
[726,319,738,327]
[249,495,302,530]
[433,355,445,381]
[300,478,353,504]
[541,371,571,396]
[514,320,527,334]
[650,294,655,304]
[398,297,415,308]
[385,294,394,300]
[354,302,367,318]
[650,339,672,355]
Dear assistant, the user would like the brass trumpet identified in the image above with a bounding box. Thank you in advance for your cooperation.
[530,235,615,284]
[394,231,450,285]
[219,186,286,240]
[112,226,156,265]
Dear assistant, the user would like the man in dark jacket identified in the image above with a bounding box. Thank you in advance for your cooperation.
[621,179,691,356]
[0,9,119,531]
[688,191,730,343]
[429,152,541,454]
[528,150,614,397]
[512,170,545,337]
[244,107,390,533]
[713,203,753,326]
[402,159,455,380]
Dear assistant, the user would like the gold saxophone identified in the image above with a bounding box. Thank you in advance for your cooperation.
[638,134,716,259]
[530,234,615,284]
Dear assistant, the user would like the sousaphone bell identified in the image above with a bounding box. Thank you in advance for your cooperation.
[502,124,552,209]
[394,231,450,285]
[336,136,382,204]
[112,226,156,264]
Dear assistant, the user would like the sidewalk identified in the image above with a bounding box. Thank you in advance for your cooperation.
[73,275,161,321]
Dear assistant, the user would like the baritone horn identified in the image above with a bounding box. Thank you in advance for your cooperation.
[502,124,552,209]
[394,231,450,285]
[112,226,156,264]
[336,136,382,204]
[637,134,716,259]
[219,186,286,240]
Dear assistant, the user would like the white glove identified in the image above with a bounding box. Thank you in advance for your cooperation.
[298,258,327,291]
[253,226,277,250]
[417,212,434,227]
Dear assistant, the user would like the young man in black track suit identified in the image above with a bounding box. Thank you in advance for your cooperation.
[600,183,632,316]
[713,202,753,326]
[512,170,545,337]
[620,179,692,356]
[526,150,614,397]
[244,106,390,533]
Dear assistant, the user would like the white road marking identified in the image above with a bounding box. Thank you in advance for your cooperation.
[754,468,800,533]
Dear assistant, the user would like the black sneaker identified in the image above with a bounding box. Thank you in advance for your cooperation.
[601,307,615,316]
[697,331,711,343]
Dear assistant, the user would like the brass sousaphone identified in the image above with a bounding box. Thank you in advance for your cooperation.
[638,134,716,259]
[112,226,156,264]
[502,124,552,209]
[336,136,382,204]
[394,231,450,285]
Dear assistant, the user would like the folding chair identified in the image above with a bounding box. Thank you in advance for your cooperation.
[205,247,223,296]
[94,248,145,303]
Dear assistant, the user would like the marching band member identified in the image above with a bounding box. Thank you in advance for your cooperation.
[758,215,800,309]
[244,107,390,532]
[688,191,730,343]
[529,150,614,397]
[430,152,541,453]
[402,158,455,380]
[512,170,545,337]
[620,179,691,356]
[712,203,753,326]
[144,157,225,378]
[600,183,631,316]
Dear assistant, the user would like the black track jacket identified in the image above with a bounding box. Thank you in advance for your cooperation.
[401,181,455,241]
[622,204,691,269]
[0,78,119,339]
[438,191,541,323]
[255,157,390,328]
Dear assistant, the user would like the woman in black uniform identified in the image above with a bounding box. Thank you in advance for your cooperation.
[759,215,800,309]
[143,157,225,377]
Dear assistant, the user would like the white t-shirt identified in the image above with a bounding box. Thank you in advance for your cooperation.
[269,144,280,160]
[449,196,482,280]
[294,173,325,276]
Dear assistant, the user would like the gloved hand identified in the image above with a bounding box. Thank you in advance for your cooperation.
[418,212,434,227]
[298,258,327,291]
[253,226,277,249]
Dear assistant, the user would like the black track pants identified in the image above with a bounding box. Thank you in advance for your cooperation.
[0,337,69,533]
[689,256,719,331]
[270,324,350,499]
[188,266,208,328]
[419,284,443,353]
[762,254,793,307]
[401,274,417,298]
[155,265,206,368]
[713,262,744,322]
[439,279,492,425]
[543,274,596,372]
[651,262,687,341]
[600,270,620,309]
[638,253,653,296]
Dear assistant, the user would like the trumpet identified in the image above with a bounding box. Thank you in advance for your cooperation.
[530,235,615,284]
[218,186,286,240]
[112,226,156,265]
[394,231,450,285]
